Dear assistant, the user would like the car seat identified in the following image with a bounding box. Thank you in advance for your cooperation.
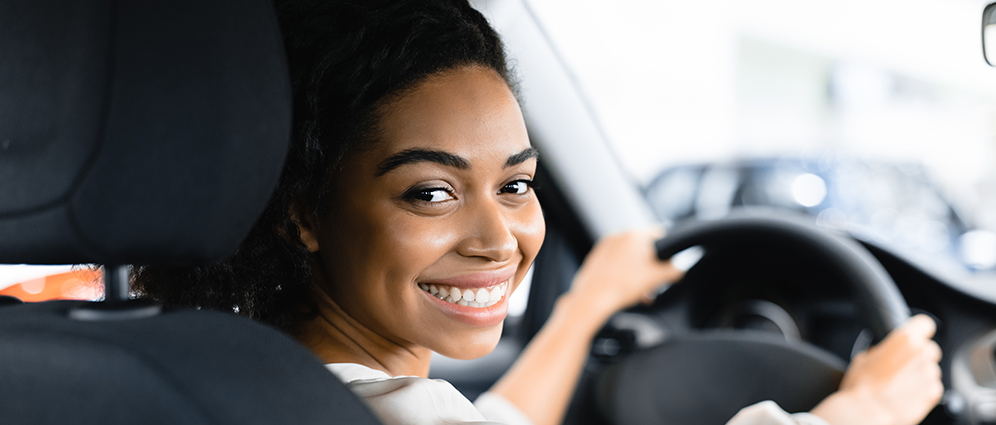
[0,0,381,424]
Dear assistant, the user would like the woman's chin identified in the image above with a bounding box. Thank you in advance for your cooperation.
[431,323,504,360]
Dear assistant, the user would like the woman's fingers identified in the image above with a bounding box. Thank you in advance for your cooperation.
[922,338,943,363]
[646,225,665,240]
[570,227,685,318]
[869,314,937,364]
[824,314,944,425]
[902,314,937,340]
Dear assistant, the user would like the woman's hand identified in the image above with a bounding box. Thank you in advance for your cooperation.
[567,227,685,326]
[811,314,944,425]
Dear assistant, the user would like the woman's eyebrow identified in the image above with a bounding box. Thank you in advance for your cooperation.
[375,147,539,177]
[375,148,470,176]
[505,147,539,168]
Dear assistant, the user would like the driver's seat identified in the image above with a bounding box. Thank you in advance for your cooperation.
[0,0,380,424]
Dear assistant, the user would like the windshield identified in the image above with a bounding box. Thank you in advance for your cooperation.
[528,0,996,287]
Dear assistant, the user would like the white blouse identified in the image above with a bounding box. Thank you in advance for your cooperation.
[326,363,829,425]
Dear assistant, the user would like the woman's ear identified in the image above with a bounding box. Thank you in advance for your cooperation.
[289,204,321,253]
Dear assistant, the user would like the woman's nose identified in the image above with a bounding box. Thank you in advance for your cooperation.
[456,199,517,262]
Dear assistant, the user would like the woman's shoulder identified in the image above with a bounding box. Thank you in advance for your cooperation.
[325,363,496,425]
[326,363,461,398]
[325,362,394,383]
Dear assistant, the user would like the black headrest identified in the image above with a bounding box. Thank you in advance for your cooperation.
[0,0,290,266]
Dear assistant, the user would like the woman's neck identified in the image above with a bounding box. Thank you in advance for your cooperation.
[293,283,433,377]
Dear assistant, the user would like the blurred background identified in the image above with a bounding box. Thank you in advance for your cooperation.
[4,0,996,301]
[526,0,996,292]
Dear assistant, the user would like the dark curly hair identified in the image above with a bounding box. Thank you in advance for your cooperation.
[132,0,515,331]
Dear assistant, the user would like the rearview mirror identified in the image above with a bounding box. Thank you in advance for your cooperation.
[984,3,996,65]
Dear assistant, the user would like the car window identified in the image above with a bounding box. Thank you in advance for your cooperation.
[0,265,101,301]
[528,0,996,285]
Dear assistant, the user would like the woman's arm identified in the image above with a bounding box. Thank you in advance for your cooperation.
[489,228,684,425]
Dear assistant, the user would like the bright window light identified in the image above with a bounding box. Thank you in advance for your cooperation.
[792,173,827,207]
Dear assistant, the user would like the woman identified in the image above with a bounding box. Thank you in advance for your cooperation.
[134,1,943,424]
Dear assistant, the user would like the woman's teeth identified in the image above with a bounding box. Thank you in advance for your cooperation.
[418,281,508,308]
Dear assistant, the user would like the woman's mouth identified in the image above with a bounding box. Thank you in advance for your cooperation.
[417,280,508,308]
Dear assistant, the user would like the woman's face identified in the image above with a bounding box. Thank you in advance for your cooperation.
[311,66,545,360]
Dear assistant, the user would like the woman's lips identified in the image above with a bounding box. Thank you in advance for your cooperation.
[421,268,516,289]
[417,269,515,326]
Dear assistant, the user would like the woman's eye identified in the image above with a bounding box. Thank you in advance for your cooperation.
[408,188,454,203]
[501,179,533,195]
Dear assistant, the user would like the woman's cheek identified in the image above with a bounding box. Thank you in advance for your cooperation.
[386,212,464,260]
[513,200,545,287]
[521,200,546,256]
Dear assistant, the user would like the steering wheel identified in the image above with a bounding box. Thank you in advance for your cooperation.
[594,214,911,425]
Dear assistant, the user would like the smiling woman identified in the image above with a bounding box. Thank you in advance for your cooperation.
[131,1,942,425]
[292,67,545,368]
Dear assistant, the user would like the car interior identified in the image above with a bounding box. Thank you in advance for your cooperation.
[5,0,996,425]
[0,0,379,423]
